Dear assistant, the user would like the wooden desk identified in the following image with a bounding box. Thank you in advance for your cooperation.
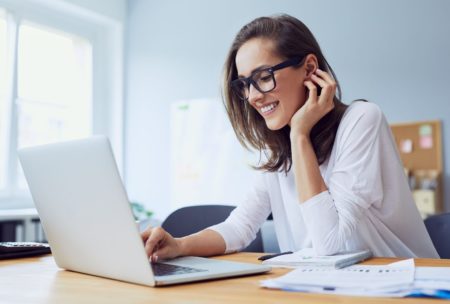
[1,253,449,303]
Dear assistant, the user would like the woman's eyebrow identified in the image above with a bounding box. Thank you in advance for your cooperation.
[237,64,271,78]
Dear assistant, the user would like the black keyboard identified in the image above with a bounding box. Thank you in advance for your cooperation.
[0,242,51,259]
[151,262,206,276]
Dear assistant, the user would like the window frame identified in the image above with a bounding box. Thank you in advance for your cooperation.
[0,0,124,209]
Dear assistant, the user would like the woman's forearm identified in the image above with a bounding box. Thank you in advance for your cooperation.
[291,133,328,203]
[177,229,227,257]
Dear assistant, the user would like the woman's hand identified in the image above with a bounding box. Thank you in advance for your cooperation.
[141,226,183,262]
[290,69,336,137]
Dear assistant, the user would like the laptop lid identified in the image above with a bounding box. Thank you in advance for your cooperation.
[19,136,270,287]
[18,136,156,286]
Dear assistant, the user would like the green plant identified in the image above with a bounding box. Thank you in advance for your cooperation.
[130,201,153,221]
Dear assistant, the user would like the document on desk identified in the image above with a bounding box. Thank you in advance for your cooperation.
[261,259,415,297]
[262,259,450,299]
[404,263,450,299]
[414,266,450,290]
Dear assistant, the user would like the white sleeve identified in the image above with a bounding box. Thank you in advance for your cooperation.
[208,173,272,253]
[300,103,385,255]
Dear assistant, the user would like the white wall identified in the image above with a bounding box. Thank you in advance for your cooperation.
[59,0,126,22]
[125,0,450,219]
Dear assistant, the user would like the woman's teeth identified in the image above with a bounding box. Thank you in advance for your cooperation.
[261,102,278,114]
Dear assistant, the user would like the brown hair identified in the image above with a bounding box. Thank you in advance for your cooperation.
[222,14,348,172]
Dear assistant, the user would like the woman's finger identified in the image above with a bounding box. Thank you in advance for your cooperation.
[144,227,166,257]
[315,68,335,84]
[141,226,153,241]
[311,74,335,105]
[304,80,318,103]
[314,69,336,104]
[153,244,172,261]
[310,73,327,88]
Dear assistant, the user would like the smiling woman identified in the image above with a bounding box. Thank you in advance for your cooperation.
[215,15,438,257]
[224,28,348,172]
[140,14,439,261]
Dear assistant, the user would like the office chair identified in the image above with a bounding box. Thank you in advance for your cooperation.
[424,212,450,259]
[161,205,264,252]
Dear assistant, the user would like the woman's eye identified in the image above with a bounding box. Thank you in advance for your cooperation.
[259,75,272,82]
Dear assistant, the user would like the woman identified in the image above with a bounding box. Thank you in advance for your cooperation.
[142,14,439,260]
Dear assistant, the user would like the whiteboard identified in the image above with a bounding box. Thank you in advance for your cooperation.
[170,98,261,210]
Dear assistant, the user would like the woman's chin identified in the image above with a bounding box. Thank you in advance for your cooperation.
[265,118,287,131]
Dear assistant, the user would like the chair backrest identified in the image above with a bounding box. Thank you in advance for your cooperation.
[162,205,263,252]
[424,212,450,258]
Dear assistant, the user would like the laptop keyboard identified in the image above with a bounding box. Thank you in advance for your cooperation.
[151,262,207,276]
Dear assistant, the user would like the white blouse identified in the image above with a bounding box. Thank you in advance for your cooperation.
[209,102,439,258]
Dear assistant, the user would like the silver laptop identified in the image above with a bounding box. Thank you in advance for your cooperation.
[18,135,270,286]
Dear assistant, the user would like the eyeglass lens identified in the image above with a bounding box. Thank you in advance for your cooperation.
[237,70,275,100]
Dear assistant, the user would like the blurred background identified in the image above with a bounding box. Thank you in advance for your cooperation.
[0,0,449,242]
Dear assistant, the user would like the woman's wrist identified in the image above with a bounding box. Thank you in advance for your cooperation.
[290,122,312,138]
[290,130,310,143]
[176,237,188,257]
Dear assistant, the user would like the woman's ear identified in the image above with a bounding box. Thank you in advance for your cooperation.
[304,54,319,78]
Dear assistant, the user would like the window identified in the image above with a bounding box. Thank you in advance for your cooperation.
[16,22,93,189]
[0,2,124,208]
[1,12,92,193]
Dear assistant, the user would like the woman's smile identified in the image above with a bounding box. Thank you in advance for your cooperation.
[260,101,279,116]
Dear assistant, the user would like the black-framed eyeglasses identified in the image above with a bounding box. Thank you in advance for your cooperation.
[231,57,305,101]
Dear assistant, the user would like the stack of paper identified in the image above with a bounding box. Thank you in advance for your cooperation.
[261,248,372,269]
[261,259,450,299]
[409,265,450,298]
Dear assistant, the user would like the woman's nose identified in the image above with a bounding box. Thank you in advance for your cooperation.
[247,84,264,105]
